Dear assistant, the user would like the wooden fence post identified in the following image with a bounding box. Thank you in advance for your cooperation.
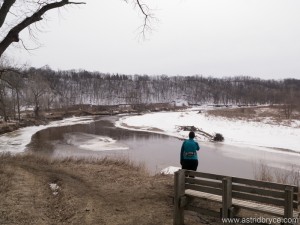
[174,169,186,225]
[284,186,294,225]
[222,177,232,219]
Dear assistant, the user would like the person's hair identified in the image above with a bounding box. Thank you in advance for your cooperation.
[189,131,195,139]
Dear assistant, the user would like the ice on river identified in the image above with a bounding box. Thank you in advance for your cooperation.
[64,132,128,151]
[0,116,96,153]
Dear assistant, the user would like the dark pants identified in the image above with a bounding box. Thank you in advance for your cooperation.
[181,160,198,171]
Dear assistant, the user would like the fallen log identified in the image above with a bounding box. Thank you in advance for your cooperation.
[176,126,224,142]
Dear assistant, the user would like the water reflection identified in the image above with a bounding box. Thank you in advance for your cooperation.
[25,116,300,178]
[27,118,172,163]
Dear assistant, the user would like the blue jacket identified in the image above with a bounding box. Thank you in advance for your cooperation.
[180,138,200,163]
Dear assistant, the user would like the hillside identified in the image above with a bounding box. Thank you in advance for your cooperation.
[0,154,230,225]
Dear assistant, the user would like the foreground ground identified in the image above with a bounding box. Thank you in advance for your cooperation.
[0,154,227,225]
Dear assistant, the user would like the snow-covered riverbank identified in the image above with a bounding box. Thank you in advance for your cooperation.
[1,110,299,177]
[115,108,300,153]
[0,116,96,153]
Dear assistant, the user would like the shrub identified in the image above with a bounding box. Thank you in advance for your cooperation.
[213,133,224,142]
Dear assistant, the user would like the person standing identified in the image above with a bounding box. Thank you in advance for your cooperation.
[180,131,200,171]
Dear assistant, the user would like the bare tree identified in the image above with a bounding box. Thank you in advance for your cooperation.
[0,55,18,121]
[26,71,51,118]
[0,0,153,60]
[2,70,24,120]
[0,78,9,121]
[0,0,86,59]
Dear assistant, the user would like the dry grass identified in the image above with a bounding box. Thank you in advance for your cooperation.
[7,153,290,225]
[0,153,174,225]
[253,160,300,187]
[207,107,257,120]
[0,153,230,225]
[207,105,300,125]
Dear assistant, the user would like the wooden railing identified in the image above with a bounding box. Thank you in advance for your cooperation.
[174,169,299,225]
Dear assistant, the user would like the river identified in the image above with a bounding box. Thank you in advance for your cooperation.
[1,115,300,179]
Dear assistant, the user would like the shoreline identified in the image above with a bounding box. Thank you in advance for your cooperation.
[117,119,300,160]
[0,103,186,136]
[115,110,300,155]
[3,107,298,156]
[0,104,184,154]
[2,107,299,180]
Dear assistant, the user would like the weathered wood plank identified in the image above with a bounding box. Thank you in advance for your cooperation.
[177,170,299,223]
[232,177,297,191]
[186,171,298,192]
[284,187,294,224]
[184,190,299,218]
[232,184,298,202]
[232,191,285,207]
[234,191,298,209]
[185,171,298,192]
[179,196,189,208]
[222,177,232,218]
[232,198,299,218]
[185,190,222,203]
[185,184,222,196]
[185,177,222,189]
[232,184,285,199]
[185,170,226,180]
[174,170,186,225]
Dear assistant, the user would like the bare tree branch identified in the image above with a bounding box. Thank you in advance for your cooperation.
[20,38,40,51]
[129,0,155,39]
[136,0,150,38]
[0,0,153,62]
[0,0,16,28]
[0,0,86,58]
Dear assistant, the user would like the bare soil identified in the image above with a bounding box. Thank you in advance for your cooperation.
[0,154,226,225]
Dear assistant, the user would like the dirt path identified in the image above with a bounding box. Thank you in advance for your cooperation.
[0,155,176,225]
[0,155,228,225]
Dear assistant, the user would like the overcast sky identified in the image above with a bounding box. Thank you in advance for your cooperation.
[7,0,300,79]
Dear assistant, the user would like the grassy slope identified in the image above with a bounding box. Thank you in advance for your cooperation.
[0,154,177,225]
[1,154,230,225]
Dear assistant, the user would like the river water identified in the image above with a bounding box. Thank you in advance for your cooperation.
[7,115,295,179]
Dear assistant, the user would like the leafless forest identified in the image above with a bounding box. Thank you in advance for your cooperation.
[0,67,299,121]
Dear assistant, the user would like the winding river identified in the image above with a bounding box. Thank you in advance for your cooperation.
[1,115,300,179]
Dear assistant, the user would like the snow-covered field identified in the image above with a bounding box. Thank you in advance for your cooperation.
[116,108,300,153]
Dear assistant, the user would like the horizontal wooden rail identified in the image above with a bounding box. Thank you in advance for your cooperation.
[174,170,299,225]
[186,184,222,196]
[185,177,222,189]
[232,191,286,207]
[232,184,298,202]
[185,170,225,180]
[232,177,298,192]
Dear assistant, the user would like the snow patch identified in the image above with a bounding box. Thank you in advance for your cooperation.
[160,166,181,175]
[49,183,60,196]
[64,133,128,151]
[116,109,300,153]
[173,99,188,107]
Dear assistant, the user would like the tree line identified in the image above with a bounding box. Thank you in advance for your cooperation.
[0,66,299,121]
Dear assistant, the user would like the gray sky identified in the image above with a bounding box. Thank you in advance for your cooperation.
[7,0,300,79]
